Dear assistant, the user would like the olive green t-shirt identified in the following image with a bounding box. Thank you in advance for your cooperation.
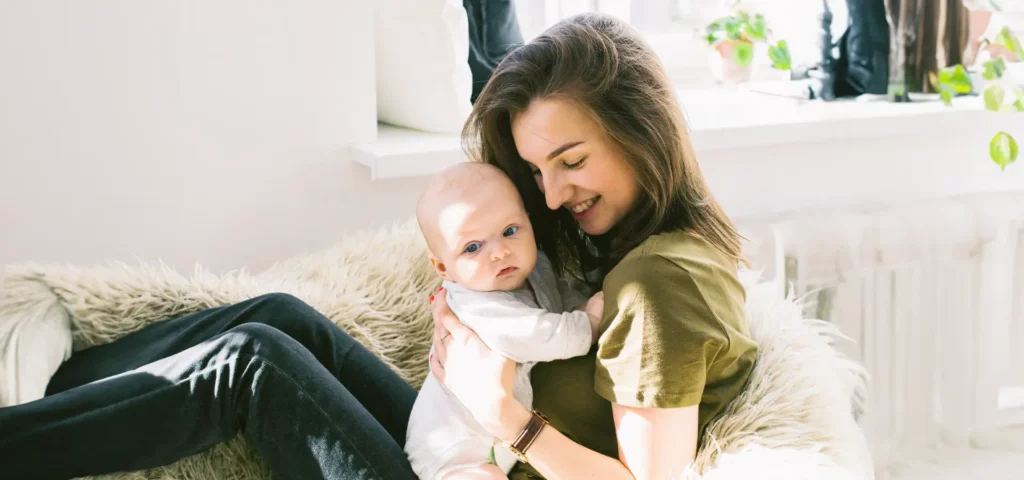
[509,230,757,480]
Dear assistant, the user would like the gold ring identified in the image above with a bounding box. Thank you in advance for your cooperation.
[441,332,452,342]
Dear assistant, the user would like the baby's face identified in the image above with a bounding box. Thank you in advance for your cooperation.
[429,189,537,292]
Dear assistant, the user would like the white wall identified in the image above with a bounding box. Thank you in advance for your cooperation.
[0,1,428,273]
[3,1,1021,276]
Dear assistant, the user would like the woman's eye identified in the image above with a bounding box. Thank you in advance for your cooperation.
[564,156,587,170]
[503,226,519,237]
[464,243,481,254]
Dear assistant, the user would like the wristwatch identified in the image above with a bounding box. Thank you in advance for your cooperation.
[507,410,549,463]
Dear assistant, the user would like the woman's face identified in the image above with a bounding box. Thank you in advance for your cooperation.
[510,97,640,236]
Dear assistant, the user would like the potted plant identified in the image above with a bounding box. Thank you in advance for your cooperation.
[703,5,791,84]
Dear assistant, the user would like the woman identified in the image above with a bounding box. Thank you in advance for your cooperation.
[429,13,756,480]
[0,13,755,480]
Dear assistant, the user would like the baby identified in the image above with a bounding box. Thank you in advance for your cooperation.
[406,163,603,480]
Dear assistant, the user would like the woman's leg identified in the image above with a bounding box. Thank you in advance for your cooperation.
[46,292,416,444]
[0,322,418,480]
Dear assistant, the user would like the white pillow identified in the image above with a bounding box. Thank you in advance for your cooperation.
[375,0,473,134]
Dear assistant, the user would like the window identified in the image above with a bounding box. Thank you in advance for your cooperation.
[514,0,720,85]
[514,0,838,88]
[515,0,713,41]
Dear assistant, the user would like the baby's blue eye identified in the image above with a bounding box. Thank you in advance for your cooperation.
[503,226,518,237]
[464,243,481,254]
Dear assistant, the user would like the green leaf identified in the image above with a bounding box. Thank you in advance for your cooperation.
[984,85,1006,111]
[982,58,1007,80]
[939,89,954,106]
[994,27,1024,59]
[949,65,972,93]
[747,14,767,41]
[724,19,744,41]
[705,20,726,44]
[930,71,955,106]
[1014,99,1024,112]
[990,132,1019,170]
[936,66,964,90]
[736,11,751,26]
[768,40,791,70]
[933,64,972,102]
[732,42,754,67]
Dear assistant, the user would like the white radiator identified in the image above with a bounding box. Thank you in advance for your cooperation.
[739,192,1024,475]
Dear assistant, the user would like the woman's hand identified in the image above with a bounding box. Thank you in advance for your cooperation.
[429,288,531,442]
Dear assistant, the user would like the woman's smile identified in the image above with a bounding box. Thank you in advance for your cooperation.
[568,197,599,220]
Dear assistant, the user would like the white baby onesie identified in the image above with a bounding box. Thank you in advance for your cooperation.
[405,252,593,479]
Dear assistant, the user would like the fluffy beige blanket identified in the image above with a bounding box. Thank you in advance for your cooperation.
[0,221,874,479]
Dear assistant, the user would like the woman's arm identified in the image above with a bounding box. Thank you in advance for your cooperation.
[610,404,699,479]
[512,402,698,480]
[429,289,698,480]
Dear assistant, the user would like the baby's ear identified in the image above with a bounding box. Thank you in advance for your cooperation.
[428,254,449,280]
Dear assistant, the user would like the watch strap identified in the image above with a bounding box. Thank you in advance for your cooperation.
[508,410,549,463]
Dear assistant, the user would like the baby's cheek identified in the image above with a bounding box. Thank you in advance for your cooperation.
[453,258,486,288]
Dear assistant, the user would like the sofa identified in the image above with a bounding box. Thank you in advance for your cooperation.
[0,221,874,479]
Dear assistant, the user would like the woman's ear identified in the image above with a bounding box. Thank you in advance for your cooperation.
[428,254,449,280]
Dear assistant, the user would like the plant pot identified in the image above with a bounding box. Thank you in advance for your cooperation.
[709,40,754,84]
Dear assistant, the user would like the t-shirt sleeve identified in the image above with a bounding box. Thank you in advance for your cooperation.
[594,253,730,409]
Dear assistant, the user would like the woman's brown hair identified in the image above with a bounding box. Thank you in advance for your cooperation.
[462,13,743,279]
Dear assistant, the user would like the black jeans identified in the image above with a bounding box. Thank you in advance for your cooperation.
[0,293,419,480]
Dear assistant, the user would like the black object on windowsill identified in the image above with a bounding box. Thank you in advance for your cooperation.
[834,0,890,97]
[815,0,837,101]
[465,0,524,104]
[798,0,889,101]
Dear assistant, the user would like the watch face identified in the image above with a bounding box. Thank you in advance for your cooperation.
[508,446,528,463]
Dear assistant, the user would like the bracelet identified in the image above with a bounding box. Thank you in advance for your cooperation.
[507,410,549,463]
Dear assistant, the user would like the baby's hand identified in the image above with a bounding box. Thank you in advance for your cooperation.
[585,291,604,343]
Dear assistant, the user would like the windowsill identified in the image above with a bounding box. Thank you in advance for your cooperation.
[352,83,990,180]
[677,85,989,150]
[350,124,463,180]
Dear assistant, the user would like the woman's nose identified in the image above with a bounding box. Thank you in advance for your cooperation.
[542,172,571,211]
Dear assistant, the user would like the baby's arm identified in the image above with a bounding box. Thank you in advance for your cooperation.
[575,291,604,344]
[453,294,594,364]
[556,277,604,344]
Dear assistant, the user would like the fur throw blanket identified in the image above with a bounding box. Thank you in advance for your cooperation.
[0,221,874,479]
